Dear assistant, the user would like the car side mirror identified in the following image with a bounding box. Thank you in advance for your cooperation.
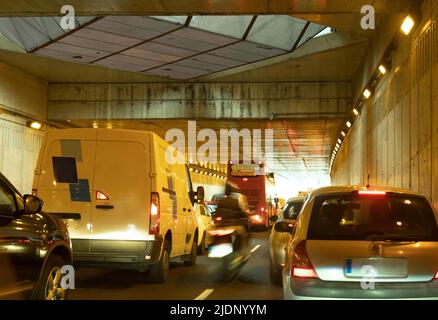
[23,195,43,215]
[196,186,205,202]
[269,215,278,223]
[274,221,294,233]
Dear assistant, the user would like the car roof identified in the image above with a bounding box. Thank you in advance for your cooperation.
[307,185,424,198]
[286,196,306,203]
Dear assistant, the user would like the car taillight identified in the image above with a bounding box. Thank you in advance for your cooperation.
[149,192,160,235]
[434,271,438,280]
[291,240,318,279]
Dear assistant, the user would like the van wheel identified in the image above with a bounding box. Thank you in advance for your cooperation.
[149,240,170,283]
[197,233,206,255]
[32,255,69,300]
[184,237,198,266]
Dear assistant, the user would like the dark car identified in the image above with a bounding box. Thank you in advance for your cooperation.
[0,172,72,300]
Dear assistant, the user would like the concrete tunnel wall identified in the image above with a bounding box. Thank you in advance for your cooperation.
[0,63,47,193]
[331,0,438,211]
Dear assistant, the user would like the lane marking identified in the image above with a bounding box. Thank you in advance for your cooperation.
[250,244,261,253]
[194,289,214,300]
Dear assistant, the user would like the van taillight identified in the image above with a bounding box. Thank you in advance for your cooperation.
[149,192,160,235]
[96,191,109,200]
[32,189,37,196]
[291,240,318,279]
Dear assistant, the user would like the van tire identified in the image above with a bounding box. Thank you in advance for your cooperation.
[197,233,206,255]
[32,255,69,300]
[149,240,170,283]
[184,237,198,266]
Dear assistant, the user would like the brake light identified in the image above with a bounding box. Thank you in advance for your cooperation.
[214,216,222,222]
[261,207,265,212]
[149,192,160,235]
[358,190,387,196]
[291,240,318,279]
[243,178,248,182]
[96,191,109,200]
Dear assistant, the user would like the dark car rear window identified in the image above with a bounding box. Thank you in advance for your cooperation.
[307,193,438,241]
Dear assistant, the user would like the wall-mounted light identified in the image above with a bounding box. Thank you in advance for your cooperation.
[401,15,415,35]
[353,108,360,116]
[28,121,42,130]
[346,121,352,128]
[378,64,387,75]
[363,89,372,99]
[337,138,342,144]
[341,131,346,137]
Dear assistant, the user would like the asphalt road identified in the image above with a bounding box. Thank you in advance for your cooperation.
[71,231,283,300]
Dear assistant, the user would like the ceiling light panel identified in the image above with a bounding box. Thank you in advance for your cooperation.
[123,47,180,63]
[246,15,309,50]
[58,34,128,53]
[136,41,197,58]
[89,16,180,41]
[41,42,111,59]
[36,47,97,63]
[189,15,253,39]
[97,53,163,69]
[296,23,327,47]
[193,53,243,68]
[174,58,228,72]
[73,28,142,47]
[229,41,285,57]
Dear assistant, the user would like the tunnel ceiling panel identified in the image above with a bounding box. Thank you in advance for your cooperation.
[0,15,330,80]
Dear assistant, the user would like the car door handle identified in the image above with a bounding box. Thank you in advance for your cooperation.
[95,205,114,210]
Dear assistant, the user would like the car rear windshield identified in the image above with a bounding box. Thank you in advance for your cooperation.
[283,201,304,220]
[307,193,438,241]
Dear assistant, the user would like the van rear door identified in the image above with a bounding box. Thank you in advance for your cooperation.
[90,131,151,255]
[35,129,97,254]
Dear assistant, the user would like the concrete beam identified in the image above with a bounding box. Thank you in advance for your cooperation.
[48,82,351,120]
[0,0,413,16]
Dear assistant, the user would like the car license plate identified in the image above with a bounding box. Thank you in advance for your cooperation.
[345,257,408,278]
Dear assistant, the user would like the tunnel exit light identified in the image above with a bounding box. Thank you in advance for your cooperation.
[401,16,415,35]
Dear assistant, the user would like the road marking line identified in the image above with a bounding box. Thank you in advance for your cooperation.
[250,244,261,253]
[194,289,214,300]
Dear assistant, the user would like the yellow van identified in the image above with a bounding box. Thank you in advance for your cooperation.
[32,128,203,282]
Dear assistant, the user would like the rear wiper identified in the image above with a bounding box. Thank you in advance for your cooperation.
[365,234,425,242]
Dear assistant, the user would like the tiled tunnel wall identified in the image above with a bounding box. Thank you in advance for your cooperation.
[0,63,47,193]
[331,0,438,210]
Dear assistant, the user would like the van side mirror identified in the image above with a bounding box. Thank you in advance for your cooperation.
[196,186,205,202]
[274,221,294,233]
[23,195,43,215]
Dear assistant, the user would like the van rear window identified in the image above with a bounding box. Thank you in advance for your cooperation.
[52,156,78,183]
[308,193,438,241]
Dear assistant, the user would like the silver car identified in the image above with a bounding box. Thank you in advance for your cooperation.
[283,186,438,300]
[269,197,305,284]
